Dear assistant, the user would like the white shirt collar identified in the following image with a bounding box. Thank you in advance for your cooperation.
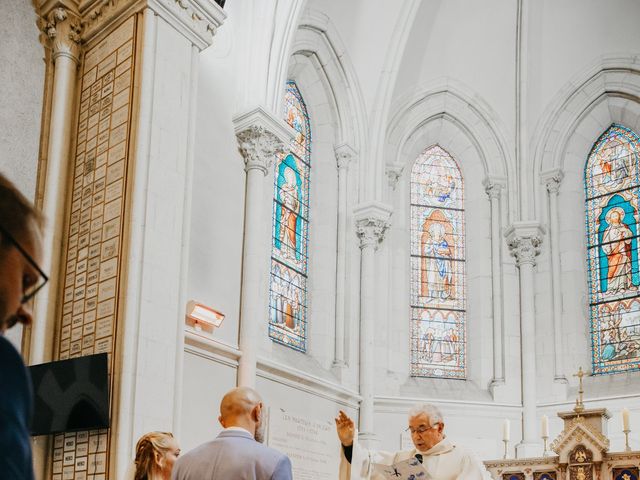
[224,426,252,436]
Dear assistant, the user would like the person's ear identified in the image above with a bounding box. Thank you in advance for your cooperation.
[218,415,225,428]
[253,402,263,423]
[154,450,164,469]
[437,422,445,434]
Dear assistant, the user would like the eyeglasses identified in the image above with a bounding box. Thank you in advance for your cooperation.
[0,224,48,304]
[406,423,441,436]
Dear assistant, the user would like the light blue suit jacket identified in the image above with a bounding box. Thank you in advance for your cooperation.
[172,429,293,480]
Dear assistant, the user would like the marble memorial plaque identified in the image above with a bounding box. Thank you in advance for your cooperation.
[268,409,340,480]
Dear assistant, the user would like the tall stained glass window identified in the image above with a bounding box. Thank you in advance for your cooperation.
[586,124,640,374]
[410,145,466,378]
[268,81,311,352]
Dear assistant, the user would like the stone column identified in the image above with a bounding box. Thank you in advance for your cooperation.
[543,169,567,384]
[333,143,357,368]
[506,222,544,458]
[30,2,227,478]
[31,6,82,365]
[484,178,506,390]
[354,202,392,445]
[233,107,292,388]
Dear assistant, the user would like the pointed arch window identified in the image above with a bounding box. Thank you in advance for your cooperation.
[410,145,466,378]
[268,81,311,352]
[586,124,640,374]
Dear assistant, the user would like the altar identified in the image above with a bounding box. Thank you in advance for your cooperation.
[485,370,639,480]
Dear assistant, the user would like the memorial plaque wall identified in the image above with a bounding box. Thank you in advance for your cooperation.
[51,16,137,480]
[268,409,340,480]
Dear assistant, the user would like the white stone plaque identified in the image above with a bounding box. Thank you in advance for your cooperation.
[268,409,340,480]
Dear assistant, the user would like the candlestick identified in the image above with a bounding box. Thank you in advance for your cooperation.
[622,408,630,432]
[503,439,509,459]
[502,418,510,442]
[542,435,549,456]
[624,429,631,451]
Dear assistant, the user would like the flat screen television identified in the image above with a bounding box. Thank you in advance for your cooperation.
[29,353,110,436]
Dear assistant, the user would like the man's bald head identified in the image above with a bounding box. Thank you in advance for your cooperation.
[218,387,266,442]
[220,387,262,420]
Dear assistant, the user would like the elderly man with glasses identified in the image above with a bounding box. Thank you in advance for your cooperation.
[0,173,46,480]
[335,404,491,479]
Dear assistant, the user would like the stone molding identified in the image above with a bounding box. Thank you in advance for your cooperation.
[542,168,565,194]
[483,176,506,199]
[505,222,544,267]
[38,7,82,63]
[235,125,286,175]
[385,162,404,190]
[354,202,392,249]
[334,143,357,170]
[39,0,226,50]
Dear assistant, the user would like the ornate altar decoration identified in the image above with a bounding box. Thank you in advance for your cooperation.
[485,370,640,480]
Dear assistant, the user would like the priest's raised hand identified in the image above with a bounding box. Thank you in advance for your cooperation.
[335,410,355,447]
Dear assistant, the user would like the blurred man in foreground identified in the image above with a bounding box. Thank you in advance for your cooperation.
[0,173,47,479]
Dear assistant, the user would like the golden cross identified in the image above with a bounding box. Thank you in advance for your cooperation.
[573,367,586,413]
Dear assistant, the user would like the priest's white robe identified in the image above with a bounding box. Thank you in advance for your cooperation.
[339,438,493,480]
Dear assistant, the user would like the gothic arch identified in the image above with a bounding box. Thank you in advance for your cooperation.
[386,81,513,216]
[287,10,367,155]
[532,55,640,218]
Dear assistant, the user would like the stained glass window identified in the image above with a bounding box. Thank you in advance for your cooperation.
[586,124,640,375]
[410,145,466,378]
[268,81,311,352]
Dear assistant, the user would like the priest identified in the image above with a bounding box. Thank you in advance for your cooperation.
[335,404,492,479]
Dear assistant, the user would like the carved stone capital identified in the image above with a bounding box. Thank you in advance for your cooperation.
[335,143,357,170]
[386,162,404,190]
[235,126,286,175]
[542,169,564,195]
[233,106,295,175]
[39,7,82,63]
[505,222,545,267]
[483,177,505,200]
[76,0,226,49]
[354,202,393,250]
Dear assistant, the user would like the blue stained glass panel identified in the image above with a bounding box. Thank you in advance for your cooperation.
[410,145,466,378]
[268,81,311,352]
[585,124,640,374]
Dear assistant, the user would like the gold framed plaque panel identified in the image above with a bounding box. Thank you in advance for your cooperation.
[51,16,137,480]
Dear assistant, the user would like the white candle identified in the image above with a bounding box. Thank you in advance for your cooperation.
[502,419,510,442]
[622,408,630,431]
[541,415,549,438]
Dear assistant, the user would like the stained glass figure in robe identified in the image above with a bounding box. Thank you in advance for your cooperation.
[268,81,311,352]
[585,124,640,374]
[410,145,466,378]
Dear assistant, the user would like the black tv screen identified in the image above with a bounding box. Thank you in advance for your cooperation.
[29,353,110,436]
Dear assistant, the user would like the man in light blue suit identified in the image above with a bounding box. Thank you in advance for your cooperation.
[172,386,293,480]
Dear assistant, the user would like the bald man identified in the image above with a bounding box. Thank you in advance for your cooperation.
[172,387,293,480]
[0,173,46,480]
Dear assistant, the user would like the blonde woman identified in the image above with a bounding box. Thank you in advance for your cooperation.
[132,432,180,480]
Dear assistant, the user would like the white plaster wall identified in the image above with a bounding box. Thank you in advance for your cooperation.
[180,351,237,451]
[188,6,244,348]
[0,1,44,350]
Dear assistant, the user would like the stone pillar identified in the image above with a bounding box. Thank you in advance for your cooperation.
[484,178,506,390]
[506,221,543,458]
[333,143,357,368]
[31,6,82,365]
[233,107,292,388]
[542,169,567,385]
[30,2,226,478]
[354,202,392,446]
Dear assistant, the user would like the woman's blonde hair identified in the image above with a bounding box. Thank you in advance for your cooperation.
[134,431,175,480]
